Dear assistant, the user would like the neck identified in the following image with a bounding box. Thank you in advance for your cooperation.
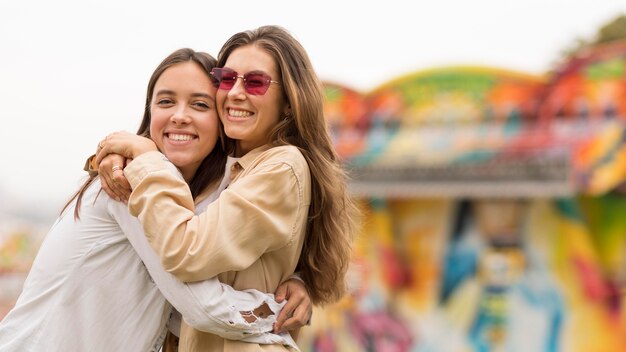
[179,167,196,183]
[234,143,251,157]
[235,140,271,157]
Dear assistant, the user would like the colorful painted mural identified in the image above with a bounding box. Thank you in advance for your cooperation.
[538,40,626,123]
[327,41,626,198]
[538,40,626,195]
[299,197,626,352]
[297,39,626,351]
[331,67,572,199]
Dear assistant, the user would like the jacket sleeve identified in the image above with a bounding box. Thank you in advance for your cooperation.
[109,198,294,342]
[124,151,306,282]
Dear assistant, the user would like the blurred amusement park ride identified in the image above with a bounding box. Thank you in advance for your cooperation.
[324,39,626,199]
[303,38,626,352]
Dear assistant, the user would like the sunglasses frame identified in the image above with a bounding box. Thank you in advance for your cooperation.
[210,68,280,96]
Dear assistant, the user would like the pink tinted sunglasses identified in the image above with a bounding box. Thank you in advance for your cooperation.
[210,67,280,95]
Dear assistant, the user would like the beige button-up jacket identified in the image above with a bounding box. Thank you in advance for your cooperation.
[125,144,311,351]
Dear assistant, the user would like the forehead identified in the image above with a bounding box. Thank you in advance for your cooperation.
[224,45,278,75]
[155,62,214,95]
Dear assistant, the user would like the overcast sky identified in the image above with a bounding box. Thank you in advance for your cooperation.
[1,0,625,213]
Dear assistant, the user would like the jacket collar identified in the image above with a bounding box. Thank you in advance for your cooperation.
[235,144,273,171]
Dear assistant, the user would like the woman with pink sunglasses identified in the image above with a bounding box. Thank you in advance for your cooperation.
[96,25,360,351]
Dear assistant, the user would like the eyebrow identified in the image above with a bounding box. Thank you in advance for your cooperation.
[155,90,213,99]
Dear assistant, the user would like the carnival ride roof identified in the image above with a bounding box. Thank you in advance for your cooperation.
[325,43,626,197]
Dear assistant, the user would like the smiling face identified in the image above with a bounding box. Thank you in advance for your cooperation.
[216,45,289,156]
[149,61,219,181]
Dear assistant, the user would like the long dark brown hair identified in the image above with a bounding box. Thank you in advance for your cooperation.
[217,26,360,305]
[62,48,228,219]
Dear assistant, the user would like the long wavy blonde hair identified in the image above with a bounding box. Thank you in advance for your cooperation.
[217,26,361,305]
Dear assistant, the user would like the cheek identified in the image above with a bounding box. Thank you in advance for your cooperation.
[200,114,220,144]
[263,101,284,126]
[150,108,167,130]
[149,110,168,148]
[266,93,287,121]
[216,92,227,113]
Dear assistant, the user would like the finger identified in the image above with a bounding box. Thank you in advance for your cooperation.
[114,176,132,202]
[273,278,310,332]
[111,167,131,202]
[96,140,103,156]
[274,294,302,332]
[109,179,127,202]
[95,141,109,165]
[273,286,298,330]
[274,283,288,303]
[95,133,118,164]
[99,155,123,201]
[105,175,126,202]
[279,305,311,332]
[108,164,126,202]
[99,172,119,200]
[273,308,290,333]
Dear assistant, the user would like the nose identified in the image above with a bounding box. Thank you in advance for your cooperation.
[227,76,247,99]
[171,105,191,124]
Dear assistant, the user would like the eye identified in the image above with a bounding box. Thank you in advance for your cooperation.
[221,75,237,83]
[245,73,268,88]
[246,78,265,88]
[192,101,211,110]
[156,98,174,106]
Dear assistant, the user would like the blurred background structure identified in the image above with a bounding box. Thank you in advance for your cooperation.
[299,16,626,351]
[3,9,626,352]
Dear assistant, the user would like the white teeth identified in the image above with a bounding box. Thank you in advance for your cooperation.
[229,109,252,117]
[168,133,194,141]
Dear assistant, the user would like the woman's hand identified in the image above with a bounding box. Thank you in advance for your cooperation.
[273,278,313,334]
[98,154,132,203]
[95,131,157,165]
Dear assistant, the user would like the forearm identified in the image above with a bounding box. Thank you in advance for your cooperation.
[110,200,284,339]
[124,152,300,281]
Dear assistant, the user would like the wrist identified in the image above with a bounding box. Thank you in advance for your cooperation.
[134,140,158,158]
[286,272,305,285]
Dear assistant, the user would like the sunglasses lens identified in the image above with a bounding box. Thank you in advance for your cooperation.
[220,70,238,90]
[243,72,271,95]
[211,68,237,90]
[209,70,220,88]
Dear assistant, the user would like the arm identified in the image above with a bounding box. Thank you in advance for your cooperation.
[96,133,313,330]
[123,150,309,281]
[108,198,297,348]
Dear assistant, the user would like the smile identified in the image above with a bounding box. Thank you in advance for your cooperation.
[167,133,195,141]
[228,109,253,117]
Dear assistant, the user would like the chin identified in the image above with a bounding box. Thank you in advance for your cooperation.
[166,156,187,167]
[224,130,243,140]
